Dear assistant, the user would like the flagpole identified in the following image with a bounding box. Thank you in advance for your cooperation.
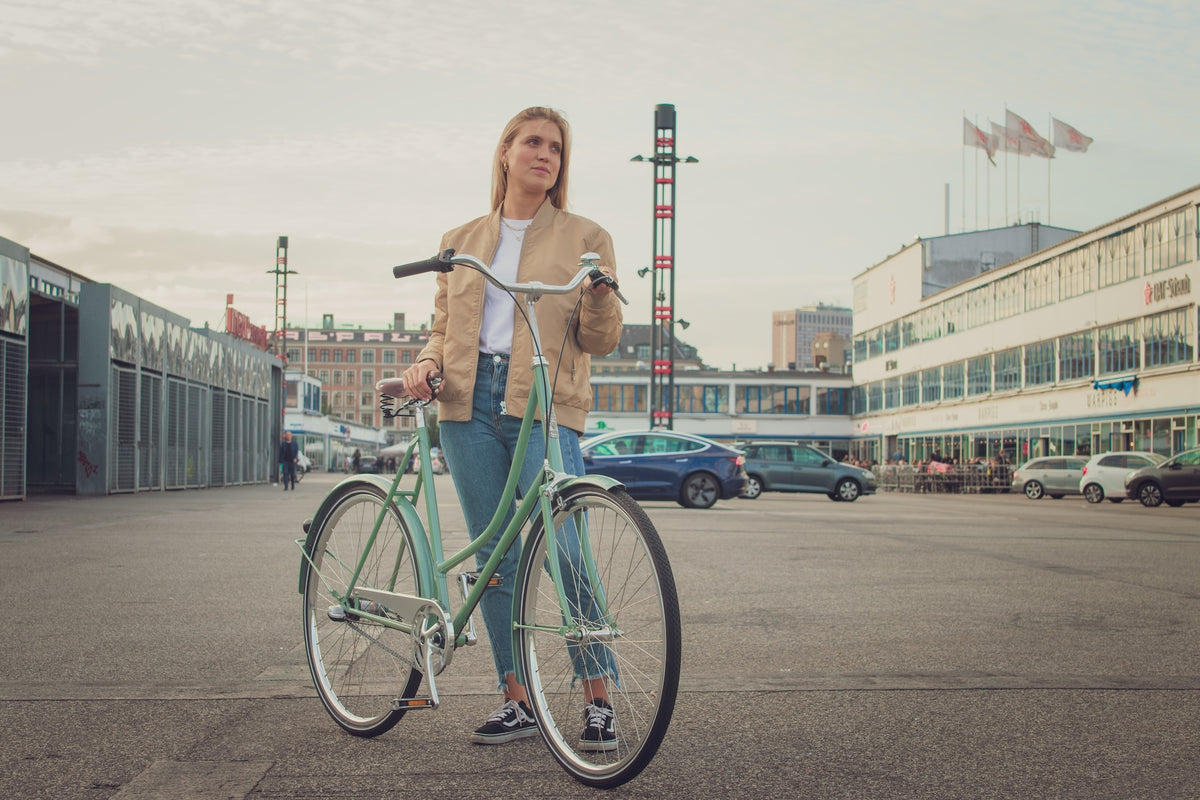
[1047,113,1053,225]
[1003,105,1009,226]
[986,117,992,229]
[973,115,979,231]
[961,111,966,233]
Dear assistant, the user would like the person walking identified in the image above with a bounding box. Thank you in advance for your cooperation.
[278,431,298,491]
[400,106,622,750]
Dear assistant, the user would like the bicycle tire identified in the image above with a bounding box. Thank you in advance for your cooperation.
[302,480,425,736]
[515,485,681,788]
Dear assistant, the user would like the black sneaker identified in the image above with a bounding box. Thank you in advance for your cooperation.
[470,699,538,744]
[579,698,617,752]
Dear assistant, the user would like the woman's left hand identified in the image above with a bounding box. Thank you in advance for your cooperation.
[585,267,616,296]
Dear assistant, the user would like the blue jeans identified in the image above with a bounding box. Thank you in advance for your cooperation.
[440,354,615,692]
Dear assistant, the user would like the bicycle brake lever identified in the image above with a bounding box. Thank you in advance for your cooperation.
[587,268,628,305]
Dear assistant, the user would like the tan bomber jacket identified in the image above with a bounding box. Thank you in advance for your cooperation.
[414,198,623,433]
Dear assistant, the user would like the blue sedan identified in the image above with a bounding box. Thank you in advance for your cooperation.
[580,430,748,509]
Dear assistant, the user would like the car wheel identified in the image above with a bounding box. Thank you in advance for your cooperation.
[1138,482,1163,508]
[834,478,861,502]
[827,492,842,502]
[680,472,720,509]
[741,475,763,500]
[1083,483,1104,504]
[1024,481,1044,500]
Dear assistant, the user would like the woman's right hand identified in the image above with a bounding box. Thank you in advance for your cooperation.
[402,359,441,402]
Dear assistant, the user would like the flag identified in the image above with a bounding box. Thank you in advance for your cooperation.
[1052,118,1093,153]
[1005,110,1055,158]
[992,122,1020,154]
[963,118,996,165]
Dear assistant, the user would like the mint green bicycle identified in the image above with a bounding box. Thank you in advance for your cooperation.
[297,250,681,788]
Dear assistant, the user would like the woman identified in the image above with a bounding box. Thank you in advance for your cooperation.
[401,107,623,749]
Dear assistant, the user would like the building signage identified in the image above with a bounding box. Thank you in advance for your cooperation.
[224,301,269,350]
[1143,275,1191,305]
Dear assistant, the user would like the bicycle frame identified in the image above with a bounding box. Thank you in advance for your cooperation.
[297,264,623,692]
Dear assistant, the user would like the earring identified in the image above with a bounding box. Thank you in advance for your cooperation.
[502,162,508,173]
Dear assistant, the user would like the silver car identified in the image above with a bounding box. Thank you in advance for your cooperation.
[1011,456,1088,500]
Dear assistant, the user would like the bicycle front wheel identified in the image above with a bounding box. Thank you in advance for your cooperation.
[302,480,425,736]
[516,485,681,788]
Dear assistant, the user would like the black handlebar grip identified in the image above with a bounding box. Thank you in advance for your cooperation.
[587,267,618,292]
[393,248,456,279]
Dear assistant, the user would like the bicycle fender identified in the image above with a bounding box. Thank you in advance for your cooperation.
[553,473,625,494]
[297,474,435,596]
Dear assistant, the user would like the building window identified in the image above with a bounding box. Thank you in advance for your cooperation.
[1025,260,1057,311]
[1059,248,1094,301]
[362,349,375,363]
[1058,331,1094,381]
[346,369,356,384]
[1144,208,1192,275]
[921,367,941,403]
[883,378,900,409]
[964,285,994,331]
[361,369,375,386]
[676,384,730,414]
[346,350,356,363]
[995,273,1024,320]
[319,349,329,362]
[1098,320,1140,375]
[967,355,992,396]
[884,322,900,353]
[852,385,867,414]
[853,335,868,363]
[1099,228,1137,287]
[594,383,646,413]
[942,362,964,400]
[993,348,1021,392]
[866,328,883,358]
[333,350,344,363]
[333,369,344,385]
[318,369,330,382]
[816,387,850,414]
[1143,307,1194,367]
[401,349,413,364]
[361,391,373,406]
[307,348,317,362]
[1023,340,1055,386]
[901,373,920,406]
[867,381,883,411]
[383,349,396,364]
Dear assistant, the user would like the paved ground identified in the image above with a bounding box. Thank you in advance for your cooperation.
[2,472,1198,799]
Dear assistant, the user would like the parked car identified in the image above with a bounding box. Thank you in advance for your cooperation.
[355,455,380,474]
[1010,456,1088,499]
[740,442,876,502]
[580,430,747,509]
[1079,451,1165,504]
[1124,447,1200,507]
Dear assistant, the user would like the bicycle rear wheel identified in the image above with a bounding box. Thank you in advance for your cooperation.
[302,480,424,736]
[516,485,681,788]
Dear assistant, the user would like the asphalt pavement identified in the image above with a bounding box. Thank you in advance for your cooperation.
[2,472,1198,799]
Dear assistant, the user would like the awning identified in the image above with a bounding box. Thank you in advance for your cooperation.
[1092,375,1138,395]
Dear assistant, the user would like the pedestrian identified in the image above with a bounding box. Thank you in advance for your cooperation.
[278,431,298,491]
[400,106,622,750]
[351,449,361,474]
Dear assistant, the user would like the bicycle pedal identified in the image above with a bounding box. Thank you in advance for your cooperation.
[391,697,437,711]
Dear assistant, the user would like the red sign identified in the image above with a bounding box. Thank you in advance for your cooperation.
[225,306,270,350]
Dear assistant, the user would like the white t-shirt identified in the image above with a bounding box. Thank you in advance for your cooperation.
[478,218,529,354]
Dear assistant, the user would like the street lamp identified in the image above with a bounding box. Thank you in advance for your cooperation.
[630,103,698,430]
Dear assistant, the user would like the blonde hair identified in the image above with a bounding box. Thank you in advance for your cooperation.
[490,107,571,211]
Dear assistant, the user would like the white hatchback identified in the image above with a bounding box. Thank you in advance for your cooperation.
[1079,451,1166,504]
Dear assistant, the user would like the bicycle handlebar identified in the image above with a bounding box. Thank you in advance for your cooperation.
[392,249,628,305]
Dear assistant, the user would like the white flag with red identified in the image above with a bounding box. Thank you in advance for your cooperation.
[963,118,997,165]
[1052,118,1093,153]
[1005,110,1055,158]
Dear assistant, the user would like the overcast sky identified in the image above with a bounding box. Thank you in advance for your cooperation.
[3,1,1198,370]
